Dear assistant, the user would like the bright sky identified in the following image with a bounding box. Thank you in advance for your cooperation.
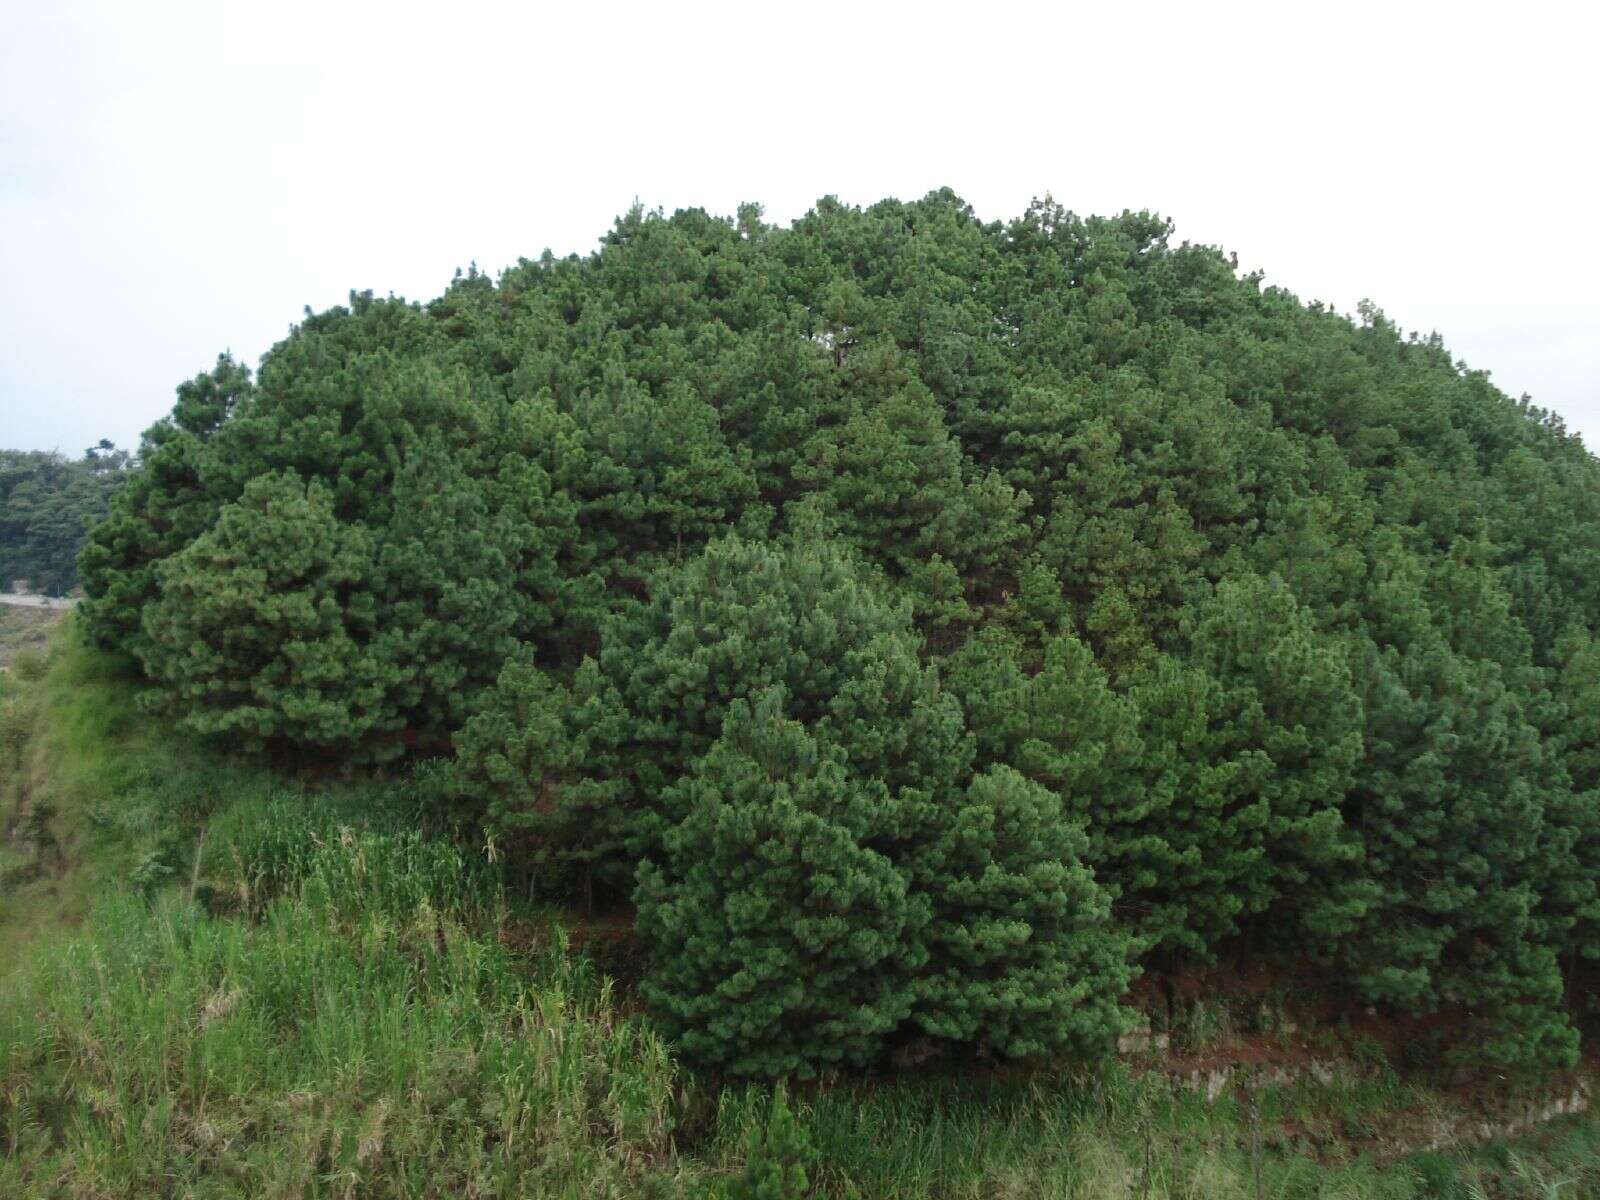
[3,1,1596,455]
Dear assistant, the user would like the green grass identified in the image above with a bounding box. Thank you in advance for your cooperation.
[0,627,438,962]
[0,606,61,672]
[3,631,1600,1198]
[0,886,681,1196]
[0,629,245,959]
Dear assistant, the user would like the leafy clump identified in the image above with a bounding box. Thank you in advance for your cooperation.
[76,192,1600,1074]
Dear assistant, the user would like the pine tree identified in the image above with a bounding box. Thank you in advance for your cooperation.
[729,1086,816,1200]
[78,356,250,650]
[791,385,1026,626]
[1333,560,1577,1068]
[570,368,759,579]
[441,658,634,902]
[946,629,1164,946]
[636,692,924,1077]
[138,473,391,755]
[911,765,1133,1059]
[577,534,938,865]
[1180,574,1365,947]
[368,438,520,744]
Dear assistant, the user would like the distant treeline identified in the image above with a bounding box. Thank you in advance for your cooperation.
[78,192,1600,1077]
[1,443,131,595]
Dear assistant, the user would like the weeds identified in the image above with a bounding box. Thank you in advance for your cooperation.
[0,869,682,1196]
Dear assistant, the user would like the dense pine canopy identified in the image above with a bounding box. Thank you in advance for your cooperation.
[81,192,1600,1075]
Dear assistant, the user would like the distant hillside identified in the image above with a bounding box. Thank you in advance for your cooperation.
[77,192,1600,1076]
[0,443,131,595]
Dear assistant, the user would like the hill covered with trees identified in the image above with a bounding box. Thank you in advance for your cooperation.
[79,192,1600,1078]
[1,443,130,594]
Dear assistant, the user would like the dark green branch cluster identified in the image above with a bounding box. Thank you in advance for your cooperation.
[80,192,1600,1075]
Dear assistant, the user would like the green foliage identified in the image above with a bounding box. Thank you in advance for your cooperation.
[78,356,248,648]
[578,535,953,869]
[444,656,633,902]
[729,1086,815,1200]
[74,192,1600,1074]
[1179,574,1364,946]
[947,630,1159,941]
[368,438,522,742]
[792,384,1026,627]
[636,677,1127,1073]
[636,693,925,1077]
[9,646,47,683]
[911,765,1132,1059]
[138,472,391,755]
[571,370,760,578]
[1336,620,1578,1069]
[0,441,130,595]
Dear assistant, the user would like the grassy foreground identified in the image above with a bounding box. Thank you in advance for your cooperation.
[3,633,1599,1198]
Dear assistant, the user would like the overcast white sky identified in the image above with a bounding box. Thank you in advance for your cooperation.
[2,1,1596,455]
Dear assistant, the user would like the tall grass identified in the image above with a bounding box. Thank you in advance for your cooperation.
[0,837,682,1198]
[0,630,454,959]
[200,791,498,923]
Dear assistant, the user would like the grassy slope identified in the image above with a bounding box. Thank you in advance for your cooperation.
[0,607,61,671]
[3,631,1599,1198]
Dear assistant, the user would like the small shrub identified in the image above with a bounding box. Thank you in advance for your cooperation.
[729,1087,815,1200]
[128,844,178,893]
[10,648,46,682]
